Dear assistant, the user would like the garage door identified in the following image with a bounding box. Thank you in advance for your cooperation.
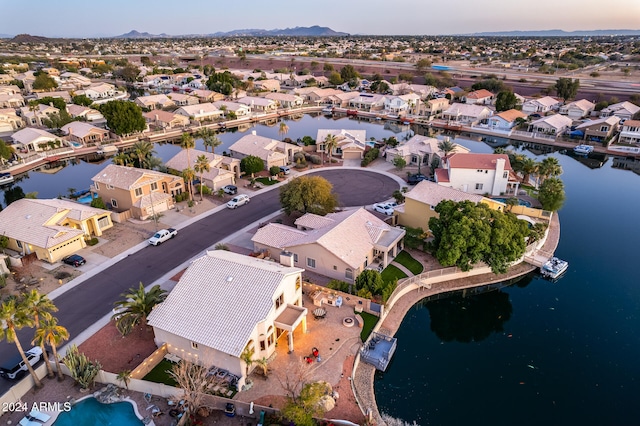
[342,151,362,160]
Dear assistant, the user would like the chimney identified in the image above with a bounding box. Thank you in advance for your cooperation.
[154,114,159,122]
[251,130,257,136]
[279,251,294,267]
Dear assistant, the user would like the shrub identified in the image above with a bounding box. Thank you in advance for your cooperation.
[90,196,107,209]
[309,155,322,165]
[85,237,99,246]
[63,344,101,390]
[269,166,281,176]
[327,279,351,293]
[196,184,212,195]
[361,148,380,167]
[293,151,306,163]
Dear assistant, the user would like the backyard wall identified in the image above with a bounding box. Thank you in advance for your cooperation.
[130,343,167,379]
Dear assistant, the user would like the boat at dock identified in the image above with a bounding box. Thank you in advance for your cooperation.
[0,172,14,185]
[573,144,594,155]
[540,257,569,280]
[322,107,334,114]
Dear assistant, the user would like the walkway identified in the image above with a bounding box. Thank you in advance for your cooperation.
[389,261,413,277]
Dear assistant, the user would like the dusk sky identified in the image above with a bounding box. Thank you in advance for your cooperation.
[3,0,640,38]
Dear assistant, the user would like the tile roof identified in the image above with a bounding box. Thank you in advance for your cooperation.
[435,168,450,183]
[576,116,620,129]
[147,250,304,358]
[92,164,179,190]
[316,129,367,150]
[406,180,484,204]
[61,122,108,138]
[466,89,494,99]
[11,128,58,144]
[530,114,573,129]
[567,99,595,111]
[447,153,513,171]
[622,119,640,127]
[165,149,234,181]
[237,96,276,107]
[228,134,289,162]
[604,101,640,114]
[526,96,560,108]
[442,103,491,117]
[496,109,527,122]
[176,102,221,116]
[142,110,188,123]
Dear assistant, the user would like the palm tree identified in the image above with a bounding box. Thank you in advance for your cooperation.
[28,100,42,128]
[437,139,456,156]
[520,157,539,186]
[22,290,58,379]
[132,141,156,169]
[112,152,130,166]
[240,346,255,378]
[324,134,338,164]
[538,157,563,184]
[194,155,211,201]
[112,282,167,337]
[33,317,69,381]
[0,299,42,388]
[181,132,196,200]
[116,370,132,390]
[182,167,196,202]
[197,128,222,154]
[279,121,289,137]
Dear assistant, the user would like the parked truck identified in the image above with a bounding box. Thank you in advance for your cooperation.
[148,228,177,246]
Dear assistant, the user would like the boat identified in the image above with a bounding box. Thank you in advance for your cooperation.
[346,109,358,116]
[540,257,569,279]
[322,107,334,114]
[573,144,594,155]
[0,172,14,185]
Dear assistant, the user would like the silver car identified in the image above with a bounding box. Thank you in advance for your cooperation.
[226,194,250,209]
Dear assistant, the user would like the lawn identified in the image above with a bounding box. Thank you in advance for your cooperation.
[254,177,279,186]
[358,310,379,342]
[143,359,178,387]
[394,250,424,275]
[380,264,407,284]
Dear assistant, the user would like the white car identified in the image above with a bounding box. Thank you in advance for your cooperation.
[227,194,250,209]
[0,347,43,380]
[373,203,395,215]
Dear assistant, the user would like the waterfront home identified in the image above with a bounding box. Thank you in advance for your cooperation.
[252,208,406,282]
[148,250,307,390]
[0,108,24,132]
[0,93,25,108]
[316,129,367,160]
[487,109,528,131]
[174,103,224,123]
[19,104,60,127]
[0,198,113,264]
[265,92,304,109]
[165,149,239,187]
[618,120,640,145]
[528,114,573,135]
[11,128,59,152]
[387,83,436,98]
[384,94,421,115]
[559,99,595,119]
[521,96,561,115]
[134,94,176,110]
[61,122,110,146]
[91,164,184,219]
[212,101,251,117]
[575,116,620,143]
[435,153,519,196]
[236,96,278,113]
[385,134,469,168]
[228,131,302,168]
[66,104,104,122]
[167,92,199,107]
[142,110,190,129]
[424,98,450,116]
[463,89,495,105]
[252,79,281,92]
[191,89,225,103]
[75,82,118,102]
[395,180,504,232]
[599,101,640,121]
[441,103,493,125]
[348,93,387,111]
[141,74,171,88]
[293,87,340,105]
[35,90,72,103]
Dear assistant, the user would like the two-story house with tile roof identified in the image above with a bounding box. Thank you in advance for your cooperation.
[435,153,519,196]
[487,109,528,131]
[229,131,302,169]
[618,120,640,145]
[463,89,494,105]
[61,122,110,146]
[575,116,620,143]
[315,129,367,160]
[165,149,239,187]
[385,135,469,168]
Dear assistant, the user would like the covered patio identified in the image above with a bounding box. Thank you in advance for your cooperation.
[274,304,307,353]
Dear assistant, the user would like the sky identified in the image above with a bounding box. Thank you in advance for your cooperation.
[3,0,640,38]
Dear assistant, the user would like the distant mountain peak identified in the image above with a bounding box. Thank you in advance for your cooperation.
[114,26,348,38]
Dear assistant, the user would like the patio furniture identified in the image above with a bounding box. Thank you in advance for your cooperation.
[313,308,326,319]
[19,418,40,426]
[29,409,51,422]
[224,403,236,417]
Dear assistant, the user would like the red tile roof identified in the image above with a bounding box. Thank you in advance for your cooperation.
[447,153,513,171]
[435,168,450,182]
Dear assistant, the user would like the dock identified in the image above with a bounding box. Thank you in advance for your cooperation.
[359,332,397,372]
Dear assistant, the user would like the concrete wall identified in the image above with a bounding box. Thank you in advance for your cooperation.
[130,344,168,380]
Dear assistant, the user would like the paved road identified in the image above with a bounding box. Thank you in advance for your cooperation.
[0,169,398,394]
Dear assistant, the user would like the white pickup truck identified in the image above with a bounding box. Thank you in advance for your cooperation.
[148,228,177,246]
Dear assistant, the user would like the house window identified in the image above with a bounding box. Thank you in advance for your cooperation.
[430,205,435,211]
[333,265,337,270]
[600,126,609,132]
[307,258,316,268]
[345,268,353,280]
[16,240,22,249]
[260,340,266,351]
[296,276,301,290]
[267,326,275,346]
[275,293,284,309]
[191,341,199,350]
[293,253,298,263]
[475,183,483,190]
[98,216,110,229]
[150,182,158,191]
[94,182,100,190]
[503,172,508,179]
[111,199,118,208]
[106,184,113,190]
[364,257,368,267]
[134,188,143,197]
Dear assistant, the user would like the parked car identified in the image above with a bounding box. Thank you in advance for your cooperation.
[373,203,395,215]
[279,166,291,175]
[0,347,43,380]
[407,174,428,185]
[227,194,250,209]
[62,254,86,267]
[223,185,238,195]
[148,228,178,246]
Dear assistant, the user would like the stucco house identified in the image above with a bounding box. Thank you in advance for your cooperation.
[19,104,59,126]
[295,88,344,105]
[316,129,367,160]
[0,93,25,108]
[61,122,110,146]
[237,96,277,113]
[174,103,224,122]
[229,131,302,169]
[167,93,199,107]
[191,89,225,103]
[618,120,640,145]
[252,208,406,282]
[435,153,519,196]
[75,83,119,103]
[441,103,493,125]
[66,104,104,122]
[385,135,469,168]
[11,128,59,152]
[575,116,620,143]
[348,93,387,111]
[559,99,595,119]
[487,109,528,131]
[463,89,495,105]
[142,110,190,129]
[148,250,307,390]
[252,79,281,92]
[528,114,573,135]
[0,108,24,132]
[165,149,239,187]
[521,96,561,115]
[599,101,640,121]
[35,91,72,103]
[0,198,113,264]
[91,164,184,219]
[265,93,304,109]
[212,101,251,117]
[134,94,176,110]
[424,98,449,116]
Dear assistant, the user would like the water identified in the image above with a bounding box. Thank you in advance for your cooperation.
[374,136,640,425]
[491,197,532,207]
[53,397,143,426]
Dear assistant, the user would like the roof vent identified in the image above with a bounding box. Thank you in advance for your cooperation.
[226,276,234,283]
[26,215,31,219]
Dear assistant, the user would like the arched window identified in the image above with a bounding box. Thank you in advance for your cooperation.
[345,268,353,280]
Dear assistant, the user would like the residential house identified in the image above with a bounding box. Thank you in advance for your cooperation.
[618,120,640,145]
[316,129,367,160]
[0,85,22,96]
[165,149,239,187]
[142,110,190,129]
[174,103,224,123]
[237,96,277,113]
[212,101,251,117]
[19,104,59,126]
[521,96,561,114]
[35,91,72,103]
[385,135,469,168]
[265,93,304,109]
[395,180,505,232]
[575,116,619,143]
[463,89,495,105]
[61,122,110,146]
[167,93,199,107]
[75,83,118,103]
[424,98,449,116]
[487,109,528,131]
[0,198,113,264]
[348,93,386,111]
[142,74,171,88]
[387,83,436,98]
[327,91,360,107]
[58,72,92,88]
[229,131,302,168]
[442,86,465,99]
[0,93,25,108]
[0,108,24,132]
[294,88,343,105]
[559,99,595,119]
[252,79,281,92]
[134,94,176,111]
[435,153,520,196]
[148,250,307,390]
[252,208,406,282]
[91,164,184,219]
[191,89,225,103]
[384,94,421,115]
[66,104,104,122]
[599,101,640,121]
[441,103,493,125]
[528,114,573,135]
[11,128,59,152]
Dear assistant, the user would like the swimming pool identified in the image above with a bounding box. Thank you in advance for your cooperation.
[77,192,99,204]
[53,397,144,426]
[491,197,532,207]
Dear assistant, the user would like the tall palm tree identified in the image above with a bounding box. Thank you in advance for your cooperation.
[182,167,196,202]
[324,134,338,164]
[112,283,167,337]
[197,128,222,154]
[132,141,156,169]
[181,132,196,200]
[437,139,456,156]
[538,157,563,184]
[194,155,211,201]
[22,290,58,379]
[0,299,42,388]
[112,152,130,166]
[33,317,69,381]
[520,157,539,186]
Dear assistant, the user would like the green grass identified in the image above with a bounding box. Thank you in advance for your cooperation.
[380,264,407,284]
[357,310,379,342]
[142,359,178,387]
[393,250,424,275]
[254,177,279,186]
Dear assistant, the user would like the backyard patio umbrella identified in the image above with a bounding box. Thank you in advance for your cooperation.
[313,308,326,318]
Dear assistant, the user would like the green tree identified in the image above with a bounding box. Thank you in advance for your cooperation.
[538,177,565,211]
[90,196,107,209]
[340,65,359,81]
[519,157,539,185]
[323,63,334,72]
[180,132,196,201]
[32,73,57,91]
[324,134,338,164]
[112,152,130,166]
[114,63,140,82]
[111,283,167,336]
[4,186,25,206]
[495,91,518,112]
[282,381,327,426]
[538,157,563,184]
[36,96,67,111]
[437,139,456,156]
[471,78,507,93]
[196,128,222,154]
[131,140,156,169]
[415,58,432,74]
[328,71,343,86]
[100,100,146,135]
[0,299,42,387]
[72,94,93,106]
[555,77,580,102]
[355,269,384,298]
[182,167,196,203]
[393,156,407,170]
[279,176,338,216]
[0,140,15,161]
[194,155,211,201]
[240,155,264,177]
[33,317,69,381]
[22,290,58,378]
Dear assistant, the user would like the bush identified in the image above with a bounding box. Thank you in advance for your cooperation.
[361,148,380,167]
[269,166,281,176]
[309,155,322,165]
[293,151,306,162]
[85,237,99,246]
[196,184,212,195]
[327,279,351,293]
[63,344,101,390]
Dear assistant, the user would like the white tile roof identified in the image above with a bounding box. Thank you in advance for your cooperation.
[576,116,620,130]
[406,180,485,205]
[386,135,469,159]
[175,102,222,117]
[61,122,107,138]
[11,128,58,145]
[442,103,491,118]
[316,129,367,150]
[91,164,179,190]
[530,114,573,130]
[237,96,276,107]
[228,134,289,162]
[147,250,304,358]
[526,96,560,108]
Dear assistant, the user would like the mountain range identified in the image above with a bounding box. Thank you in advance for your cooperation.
[467,29,640,37]
[115,26,349,38]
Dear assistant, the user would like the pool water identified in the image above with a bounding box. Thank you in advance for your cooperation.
[77,192,99,204]
[53,397,143,426]
[491,197,532,207]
